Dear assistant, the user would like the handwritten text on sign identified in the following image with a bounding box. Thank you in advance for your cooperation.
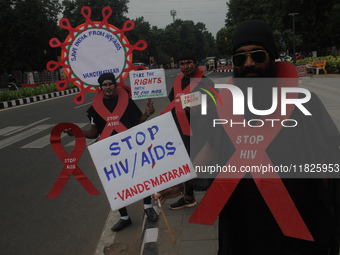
[181,91,202,109]
[69,28,125,85]
[88,112,196,211]
[129,69,167,100]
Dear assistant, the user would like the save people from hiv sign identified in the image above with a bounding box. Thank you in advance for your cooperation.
[129,69,167,100]
[88,112,196,211]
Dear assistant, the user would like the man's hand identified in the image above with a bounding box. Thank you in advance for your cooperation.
[140,99,155,124]
[63,128,74,136]
[153,184,184,205]
[145,99,155,116]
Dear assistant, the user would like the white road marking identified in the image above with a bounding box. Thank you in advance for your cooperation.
[21,123,89,149]
[3,118,51,136]
[0,126,23,136]
[0,124,54,149]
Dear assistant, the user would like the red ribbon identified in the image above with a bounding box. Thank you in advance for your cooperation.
[49,38,72,54]
[46,58,79,91]
[92,88,129,141]
[59,18,82,41]
[81,6,97,30]
[160,66,205,136]
[47,122,100,198]
[112,20,135,43]
[97,7,112,31]
[123,40,147,58]
[74,80,101,105]
[189,62,313,241]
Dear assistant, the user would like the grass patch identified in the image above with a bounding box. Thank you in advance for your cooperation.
[0,83,77,102]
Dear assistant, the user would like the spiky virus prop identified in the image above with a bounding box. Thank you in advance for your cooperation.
[47,6,147,104]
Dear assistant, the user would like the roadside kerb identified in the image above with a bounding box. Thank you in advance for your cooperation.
[0,88,80,109]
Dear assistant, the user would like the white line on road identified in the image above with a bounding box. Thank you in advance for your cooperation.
[0,126,23,136]
[21,123,89,149]
[0,124,54,149]
[74,102,92,109]
[3,117,51,137]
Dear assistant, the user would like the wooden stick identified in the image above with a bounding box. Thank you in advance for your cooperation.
[158,198,176,244]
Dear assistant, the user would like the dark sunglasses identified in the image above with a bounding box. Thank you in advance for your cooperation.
[232,50,269,67]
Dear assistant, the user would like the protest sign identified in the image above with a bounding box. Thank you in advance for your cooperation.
[180,91,202,109]
[129,69,167,100]
[88,112,196,211]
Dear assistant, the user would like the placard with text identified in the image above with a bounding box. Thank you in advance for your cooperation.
[129,69,167,100]
[88,112,196,211]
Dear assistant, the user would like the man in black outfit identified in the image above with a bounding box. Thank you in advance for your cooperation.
[66,72,158,232]
[166,50,215,210]
[155,20,340,255]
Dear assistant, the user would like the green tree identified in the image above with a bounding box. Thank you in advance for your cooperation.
[59,0,130,56]
[0,0,15,73]
[225,0,340,56]
[216,26,235,56]
[160,19,217,64]
[127,17,153,64]
[6,0,62,71]
[61,0,129,31]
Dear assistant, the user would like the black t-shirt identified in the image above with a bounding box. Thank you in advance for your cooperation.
[87,96,142,136]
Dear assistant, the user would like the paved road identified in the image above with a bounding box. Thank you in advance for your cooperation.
[0,68,195,255]
[0,90,110,255]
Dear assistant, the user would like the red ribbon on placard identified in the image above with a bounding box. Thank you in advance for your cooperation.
[92,88,129,141]
[47,122,100,198]
[189,62,313,241]
[160,66,205,136]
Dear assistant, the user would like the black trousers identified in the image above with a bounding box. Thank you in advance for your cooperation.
[118,196,152,217]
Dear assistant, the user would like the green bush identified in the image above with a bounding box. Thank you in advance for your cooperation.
[296,56,340,74]
[0,83,77,102]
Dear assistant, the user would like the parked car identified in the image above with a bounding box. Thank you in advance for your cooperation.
[219,59,227,67]
[281,56,292,62]
[133,63,149,69]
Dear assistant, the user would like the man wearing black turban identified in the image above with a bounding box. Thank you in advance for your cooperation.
[155,20,340,255]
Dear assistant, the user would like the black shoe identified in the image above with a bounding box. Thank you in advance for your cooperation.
[111,218,132,232]
[169,197,197,210]
[144,207,158,222]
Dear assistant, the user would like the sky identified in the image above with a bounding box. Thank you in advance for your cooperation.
[125,0,228,37]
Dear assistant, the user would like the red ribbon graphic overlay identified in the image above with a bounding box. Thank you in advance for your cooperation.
[189,63,313,241]
[48,122,100,198]
[92,88,129,141]
[160,66,205,136]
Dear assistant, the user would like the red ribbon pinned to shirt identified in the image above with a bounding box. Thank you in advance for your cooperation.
[92,88,129,141]
[160,66,205,136]
[47,122,100,198]
[189,62,313,241]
